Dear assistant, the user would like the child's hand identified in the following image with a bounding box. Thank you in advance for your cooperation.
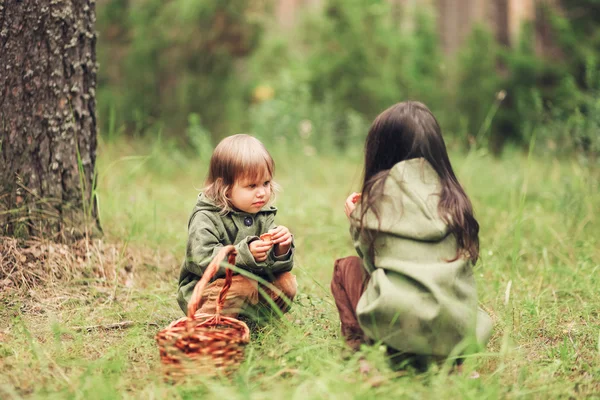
[268,225,293,256]
[250,239,273,262]
[345,192,361,218]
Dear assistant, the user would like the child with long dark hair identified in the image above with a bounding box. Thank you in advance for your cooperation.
[331,101,492,370]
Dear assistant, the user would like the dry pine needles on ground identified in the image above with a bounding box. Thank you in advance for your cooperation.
[0,236,175,293]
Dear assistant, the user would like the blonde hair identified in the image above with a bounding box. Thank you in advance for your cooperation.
[204,134,278,213]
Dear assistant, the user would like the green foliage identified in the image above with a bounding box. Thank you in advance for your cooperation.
[286,0,452,149]
[304,0,396,117]
[455,16,598,157]
[541,90,600,159]
[248,71,369,153]
[553,0,600,89]
[97,0,269,142]
[455,26,500,144]
[186,113,214,161]
[571,94,600,158]
[94,0,599,157]
[489,3,600,155]
[493,24,550,151]
[402,10,448,118]
[543,2,600,159]
[303,1,446,121]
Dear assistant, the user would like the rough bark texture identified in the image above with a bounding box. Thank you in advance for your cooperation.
[0,0,100,241]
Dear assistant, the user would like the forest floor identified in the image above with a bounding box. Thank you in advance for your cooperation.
[1,139,599,399]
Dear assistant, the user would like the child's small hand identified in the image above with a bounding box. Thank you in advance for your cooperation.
[345,192,361,218]
[268,225,293,256]
[250,239,273,262]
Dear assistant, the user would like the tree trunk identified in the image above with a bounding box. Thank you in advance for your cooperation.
[0,0,100,241]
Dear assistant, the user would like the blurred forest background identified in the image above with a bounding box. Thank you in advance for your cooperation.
[96,0,600,158]
[2,1,600,398]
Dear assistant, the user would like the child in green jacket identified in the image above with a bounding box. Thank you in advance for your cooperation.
[331,101,492,370]
[177,134,296,319]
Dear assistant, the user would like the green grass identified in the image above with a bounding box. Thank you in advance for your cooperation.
[1,137,599,399]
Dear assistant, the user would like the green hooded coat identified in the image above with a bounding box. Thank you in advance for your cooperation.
[177,194,294,313]
[351,158,492,356]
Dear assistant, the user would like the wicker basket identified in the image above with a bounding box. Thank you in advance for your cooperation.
[156,245,250,379]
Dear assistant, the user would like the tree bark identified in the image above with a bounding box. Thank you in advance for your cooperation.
[0,0,100,241]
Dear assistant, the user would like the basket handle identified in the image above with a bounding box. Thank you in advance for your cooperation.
[187,245,238,319]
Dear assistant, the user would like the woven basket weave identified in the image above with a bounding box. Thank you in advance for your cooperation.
[156,245,250,379]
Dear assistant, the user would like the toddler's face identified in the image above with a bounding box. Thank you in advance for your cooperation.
[228,171,272,214]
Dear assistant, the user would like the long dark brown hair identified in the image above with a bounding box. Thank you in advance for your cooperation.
[358,101,480,262]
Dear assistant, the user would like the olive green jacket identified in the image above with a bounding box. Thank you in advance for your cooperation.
[177,193,294,313]
[351,158,492,356]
